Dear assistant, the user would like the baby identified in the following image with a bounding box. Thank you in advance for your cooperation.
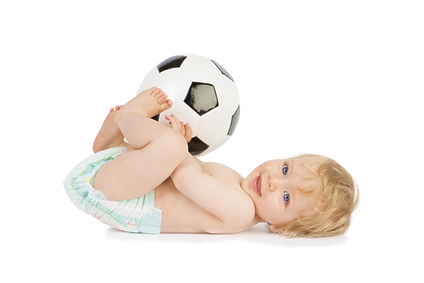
[64,87,358,237]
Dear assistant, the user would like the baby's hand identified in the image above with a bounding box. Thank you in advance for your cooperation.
[165,114,193,143]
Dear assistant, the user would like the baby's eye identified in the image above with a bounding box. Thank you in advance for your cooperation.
[283,192,290,204]
[282,164,289,175]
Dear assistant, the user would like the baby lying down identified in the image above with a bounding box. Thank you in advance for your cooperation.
[64,87,358,237]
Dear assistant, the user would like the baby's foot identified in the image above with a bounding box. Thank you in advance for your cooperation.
[119,87,172,118]
[93,106,125,152]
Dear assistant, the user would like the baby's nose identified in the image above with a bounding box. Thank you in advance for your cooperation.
[268,176,282,192]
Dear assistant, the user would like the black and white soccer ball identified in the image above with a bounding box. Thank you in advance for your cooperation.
[137,54,240,156]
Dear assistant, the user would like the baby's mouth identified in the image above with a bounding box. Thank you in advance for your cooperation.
[253,175,262,197]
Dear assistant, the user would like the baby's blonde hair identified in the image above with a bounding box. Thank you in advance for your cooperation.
[270,154,359,238]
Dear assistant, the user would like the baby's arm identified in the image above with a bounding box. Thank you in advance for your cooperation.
[170,154,253,229]
[165,114,253,229]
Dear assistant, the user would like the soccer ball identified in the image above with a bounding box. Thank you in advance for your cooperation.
[137,54,240,156]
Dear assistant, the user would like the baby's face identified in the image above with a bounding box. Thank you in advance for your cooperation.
[242,156,320,226]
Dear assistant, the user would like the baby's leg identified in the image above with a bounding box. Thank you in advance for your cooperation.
[93,106,126,153]
[93,87,188,201]
[93,87,173,152]
[114,87,173,149]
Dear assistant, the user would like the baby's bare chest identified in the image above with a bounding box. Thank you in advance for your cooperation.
[154,163,244,233]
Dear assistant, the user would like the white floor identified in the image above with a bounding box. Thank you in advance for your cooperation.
[1,1,423,282]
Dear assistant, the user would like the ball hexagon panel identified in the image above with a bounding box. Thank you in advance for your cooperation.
[151,68,192,102]
[157,101,201,136]
[137,67,192,104]
[180,55,221,84]
[197,107,233,145]
[213,75,240,114]
[204,136,230,155]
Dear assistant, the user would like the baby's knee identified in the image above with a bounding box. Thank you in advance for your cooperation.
[161,129,189,158]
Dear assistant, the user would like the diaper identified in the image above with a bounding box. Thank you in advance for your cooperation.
[63,147,162,234]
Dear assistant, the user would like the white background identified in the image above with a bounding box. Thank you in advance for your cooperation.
[1,1,423,282]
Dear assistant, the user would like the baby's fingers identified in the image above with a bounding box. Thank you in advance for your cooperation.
[165,114,185,132]
[165,114,180,128]
[184,123,193,143]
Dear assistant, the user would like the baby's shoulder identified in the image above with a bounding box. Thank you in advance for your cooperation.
[199,161,241,175]
[199,161,243,185]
